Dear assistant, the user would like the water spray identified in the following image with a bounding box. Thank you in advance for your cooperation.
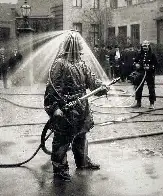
[0,29,153,169]
[0,77,120,167]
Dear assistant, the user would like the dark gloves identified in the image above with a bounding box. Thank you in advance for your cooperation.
[94,88,108,97]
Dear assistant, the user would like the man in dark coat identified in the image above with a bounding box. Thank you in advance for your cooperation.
[121,45,138,82]
[132,40,158,109]
[44,32,107,181]
[109,45,122,79]
[8,48,23,75]
[93,44,100,62]
[0,47,9,88]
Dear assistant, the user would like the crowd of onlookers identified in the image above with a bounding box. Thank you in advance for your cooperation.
[0,42,159,89]
[0,47,23,88]
[93,44,139,82]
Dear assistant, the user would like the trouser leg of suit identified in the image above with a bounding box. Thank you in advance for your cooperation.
[51,132,71,172]
[110,65,114,79]
[72,133,88,168]
[146,73,156,103]
[135,79,145,102]
[2,71,8,88]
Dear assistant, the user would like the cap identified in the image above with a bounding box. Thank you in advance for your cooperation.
[142,40,150,46]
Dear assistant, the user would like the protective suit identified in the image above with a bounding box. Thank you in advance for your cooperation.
[44,32,106,181]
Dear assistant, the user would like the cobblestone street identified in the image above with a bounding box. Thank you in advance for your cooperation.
[0,76,163,196]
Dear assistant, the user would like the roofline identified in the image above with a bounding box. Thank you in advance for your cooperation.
[16,16,54,19]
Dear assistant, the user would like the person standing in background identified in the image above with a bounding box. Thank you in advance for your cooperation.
[8,48,23,75]
[0,47,9,88]
[121,44,138,82]
[114,45,122,79]
[132,40,158,109]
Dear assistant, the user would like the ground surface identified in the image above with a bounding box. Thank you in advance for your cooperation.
[0,76,163,196]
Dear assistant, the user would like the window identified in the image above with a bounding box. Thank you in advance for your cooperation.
[73,23,82,35]
[137,0,154,4]
[107,27,115,45]
[118,26,127,45]
[73,0,82,7]
[0,27,10,41]
[51,5,63,30]
[127,0,132,6]
[118,26,127,37]
[131,24,140,45]
[110,0,118,9]
[90,24,99,46]
[108,27,115,38]
[92,0,100,9]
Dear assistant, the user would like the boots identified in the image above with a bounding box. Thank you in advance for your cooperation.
[53,163,71,181]
[76,157,100,170]
[131,100,141,108]
[149,101,155,109]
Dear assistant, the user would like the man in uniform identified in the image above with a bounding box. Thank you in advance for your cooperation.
[44,31,107,181]
[132,40,158,109]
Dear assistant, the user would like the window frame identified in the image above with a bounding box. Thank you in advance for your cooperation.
[90,24,99,46]
[92,0,100,9]
[118,25,127,45]
[127,0,132,6]
[131,24,140,45]
[73,0,82,7]
[110,0,118,9]
[0,27,10,41]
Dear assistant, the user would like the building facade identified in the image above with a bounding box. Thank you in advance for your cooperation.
[51,0,163,47]
[0,0,56,50]
[0,3,17,49]
[108,0,163,45]
[1,0,163,49]
[16,0,55,33]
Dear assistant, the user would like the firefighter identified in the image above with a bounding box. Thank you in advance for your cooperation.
[132,40,158,109]
[44,31,107,181]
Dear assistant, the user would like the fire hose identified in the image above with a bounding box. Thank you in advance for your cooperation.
[91,70,147,108]
[41,77,120,155]
[0,77,120,167]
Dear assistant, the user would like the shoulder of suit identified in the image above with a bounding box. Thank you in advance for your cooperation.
[55,57,63,64]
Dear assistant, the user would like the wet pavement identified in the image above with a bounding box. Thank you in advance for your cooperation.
[0,76,163,196]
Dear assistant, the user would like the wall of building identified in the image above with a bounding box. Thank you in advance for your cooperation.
[50,0,63,30]
[62,0,163,45]
[15,0,163,46]
[0,3,17,49]
[110,0,159,44]
[63,0,108,46]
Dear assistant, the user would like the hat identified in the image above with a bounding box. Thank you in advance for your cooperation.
[142,40,150,46]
